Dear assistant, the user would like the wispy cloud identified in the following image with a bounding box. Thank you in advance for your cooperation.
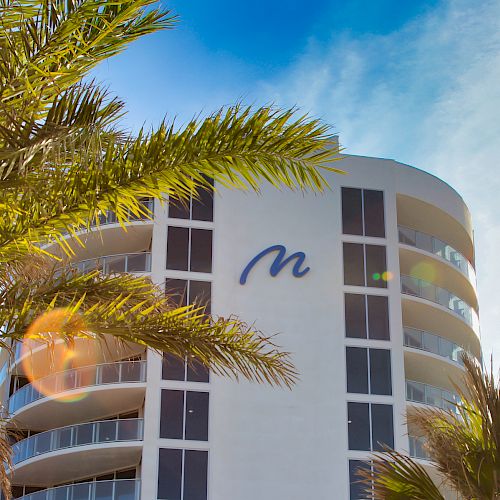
[260,0,500,364]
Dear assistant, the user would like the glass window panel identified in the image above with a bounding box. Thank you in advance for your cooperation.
[398,226,416,246]
[105,255,126,273]
[185,391,209,441]
[404,328,423,348]
[365,245,387,288]
[158,448,182,500]
[191,182,214,222]
[363,190,385,237]
[160,390,184,439]
[187,358,209,383]
[76,423,94,446]
[121,361,142,382]
[342,187,363,235]
[165,278,188,307]
[369,349,392,396]
[190,229,213,273]
[415,231,433,253]
[367,295,390,340]
[100,364,120,384]
[95,481,114,500]
[371,404,394,451]
[162,353,186,381]
[127,253,148,272]
[34,432,51,455]
[349,460,371,500]
[346,347,368,394]
[115,480,137,500]
[98,420,117,442]
[343,243,365,286]
[118,419,139,440]
[344,293,367,339]
[189,280,212,315]
[184,450,208,500]
[423,332,439,354]
[348,402,370,451]
[166,227,189,271]
[71,483,91,500]
[54,426,72,449]
[168,199,190,219]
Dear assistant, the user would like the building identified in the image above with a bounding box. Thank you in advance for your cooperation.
[1,150,480,499]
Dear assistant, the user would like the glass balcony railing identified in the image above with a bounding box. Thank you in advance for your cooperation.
[18,479,141,500]
[9,361,146,415]
[406,380,460,413]
[403,327,467,366]
[398,225,476,282]
[12,418,143,465]
[93,198,154,227]
[400,275,479,330]
[409,435,431,461]
[76,253,151,274]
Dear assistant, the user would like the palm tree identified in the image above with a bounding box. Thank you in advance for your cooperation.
[357,355,499,499]
[0,0,343,496]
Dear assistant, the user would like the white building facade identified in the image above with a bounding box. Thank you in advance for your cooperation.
[2,152,481,499]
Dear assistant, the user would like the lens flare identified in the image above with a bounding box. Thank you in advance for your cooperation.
[410,261,436,282]
[19,308,97,403]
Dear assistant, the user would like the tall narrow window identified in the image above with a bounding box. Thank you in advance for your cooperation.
[367,295,390,340]
[346,347,369,394]
[343,243,387,288]
[365,244,387,288]
[160,390,184,439]
[190,229,212,273]
[345,293,390,340]
[344,294,367,338]
[369,349,392,396]
[342,187,385,237]
[342,188,363,235]
[166,227,189,271]
[371,404,394,451]
[349,460,371,500]
[158,448,182,500]
[346,347,392,395]
[343,243,365,286]
[363,190,385,237]
[166,227,213,273]
[348,402,394,451]
[347,402,371,451]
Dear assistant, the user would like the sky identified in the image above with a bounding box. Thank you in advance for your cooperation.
[93,0,500,367]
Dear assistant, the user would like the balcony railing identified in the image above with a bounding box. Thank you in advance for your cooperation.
[398,225,475,282]
[93,198,154,227]
[17,479,141,500]
[406,380,460,413]
[9,361,146,415]
[12,418,143,465]
[409,435,431,461]
[400,275,479,329]
[76,253,151,274]
[403,327,466,366]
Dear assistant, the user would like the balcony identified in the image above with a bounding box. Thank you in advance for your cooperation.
[18,479,140,500]
[409,435,431,461]
[9,362,146,430]
[76,253,151,274]
[400,275,479,332]
[406,380,460,413]
[403,327,467,366]
[11,419,143,486]
[398,226,475,282]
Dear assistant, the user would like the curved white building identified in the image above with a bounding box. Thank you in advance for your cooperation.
[1,149,480,499]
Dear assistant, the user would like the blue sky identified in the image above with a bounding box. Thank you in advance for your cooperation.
[93,0,500,364]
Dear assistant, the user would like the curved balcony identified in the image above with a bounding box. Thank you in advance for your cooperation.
[11,419,143,486]
[18,479,140,500]
[406,380,460,413]
[409,435,431,461]
[9,362,146,430]
[76,253,151,274]
[403,327,468,366]
[398,225,475,282]
[400,275,479,332]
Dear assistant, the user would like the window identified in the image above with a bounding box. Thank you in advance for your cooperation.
[168,179,214,222]
[349,460,371,500]
[158,448,208,500]
[343,243,387,288]
[348,402,394,451]
[346,347,392,395]
[165,278,211,314]
[342,187,385,237]
[160,390,209,441]
[162,354,209,383]
[344,294,390,340]
[166,227,212,273]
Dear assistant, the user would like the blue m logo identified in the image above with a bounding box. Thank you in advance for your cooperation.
[239,244,310,285]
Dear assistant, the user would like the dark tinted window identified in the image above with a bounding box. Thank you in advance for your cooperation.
[160,390,184,439]
[369,349,392,396]
[367,295,390,340]
[349,460,371,500]
[187,358,210,383]
[191,182,214,222]
[189,280,212,314]
[348,402,370,451]
[190,229,212,273]
[184,450,208,500]
[343,243,365,286]
[167,227,189,271]
[166,278,188,307]
[371,404,394,451]
[162,353,185,381]
[345,294,367,339]
[342,188,363,235]
[346,347,368,394]
[365,245,387,288]
[158,448,182,500]
[185,392,209,441]
[363,190,385,237]
[116,469,136,479]
[168,198,190,219]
